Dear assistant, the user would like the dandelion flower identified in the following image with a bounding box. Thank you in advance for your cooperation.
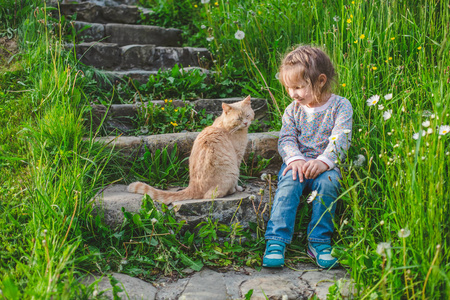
[376,242,391,257]
[398,228,411,238]
[372,66,378,70]
[391,37,395,40]
[329,134,339,142]
[201,25,206,29]
[151,218,158,224]
[343,219,348,225]
[234,30,245,40]
[214,1,218,5]
[201,0,210,3]
[347,18,351,23]
[366,95,380,106]
[307,190,318,203]
[439,125,450,135]
[170,121,178,127]
[260,173,268,181]
[412,130,426,140]
[343,129,351,134]
[161,107,165,111]
[380,220,385,226]
[383,109,392,121]
[360,34,365,39]
[384,93,393,100]
[342,83,346,87]
[194,4,198,8]
[388,57,393,60]
[417,46,422,50]
[249,195,256,201]
[206,36,214,42]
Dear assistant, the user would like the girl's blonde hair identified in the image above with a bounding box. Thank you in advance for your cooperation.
[279,45,336,101]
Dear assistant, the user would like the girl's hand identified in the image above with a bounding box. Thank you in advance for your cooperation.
[282,159,306,182]
[302,160,329,179]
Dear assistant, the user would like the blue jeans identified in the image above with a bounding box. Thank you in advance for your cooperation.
[265,163,341,244]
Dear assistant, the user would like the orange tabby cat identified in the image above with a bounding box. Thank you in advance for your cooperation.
[127,95,254,204]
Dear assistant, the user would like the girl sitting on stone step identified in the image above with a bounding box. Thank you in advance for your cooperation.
[263,45,353,269]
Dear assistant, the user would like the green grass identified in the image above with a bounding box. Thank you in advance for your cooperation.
[1,0,449,298]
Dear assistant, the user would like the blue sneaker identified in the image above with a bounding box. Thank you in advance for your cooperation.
[262,240,286,268]
[307,242,339,269]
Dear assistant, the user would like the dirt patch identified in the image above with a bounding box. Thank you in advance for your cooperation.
[0,36,19,64]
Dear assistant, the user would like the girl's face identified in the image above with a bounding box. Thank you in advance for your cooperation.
[286,78,316,107]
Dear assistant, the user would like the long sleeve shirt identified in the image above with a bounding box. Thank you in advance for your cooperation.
[278,94,353,170]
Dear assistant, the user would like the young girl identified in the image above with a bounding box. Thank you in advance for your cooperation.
[263,45,353,269]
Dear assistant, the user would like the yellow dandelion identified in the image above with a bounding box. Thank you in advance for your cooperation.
[417,46,422,50]
[164,99,168,103]
[161,107,165,111]
[350,14,353,18]
[174,109,178,112]
[170,121,178,127]
[391,37,395,40]
[215,1,218,5]
[258,11,262,15]
[342,83,346,87]
[360,34,365,39]
[385,60,388,63]
[169,99,173,103]
[352,1,355,3]
[354,40,358,43]
[194,4,198,8]
[372,66,378,70]
[347,18,352,23]
[389,57,393,60]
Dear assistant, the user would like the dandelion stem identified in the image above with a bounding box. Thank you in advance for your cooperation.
[422,245,441,299]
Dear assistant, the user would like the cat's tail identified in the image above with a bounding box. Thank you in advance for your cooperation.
[127,182,195,204]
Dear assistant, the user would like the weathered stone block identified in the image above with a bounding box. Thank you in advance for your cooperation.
[74,21,105,42]
[75,42,120,69]
[120,44,156,69]
[105,24,182,46]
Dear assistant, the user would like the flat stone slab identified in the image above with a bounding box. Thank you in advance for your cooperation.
[84,272,157,300]
[59,3,146,24]
[74,22,183,46]
[155,266,350,300]
[93,184,266,230]
[92,131,281,168]
[70,42,210,70]
[89,97,269,134]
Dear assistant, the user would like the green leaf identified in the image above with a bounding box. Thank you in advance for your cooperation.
[178,253,204,271]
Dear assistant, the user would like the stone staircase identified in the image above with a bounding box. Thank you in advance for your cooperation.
[55,1,349,298]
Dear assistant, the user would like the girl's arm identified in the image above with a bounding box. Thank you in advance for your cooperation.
[317,98,353,169]
[278,103,306,164]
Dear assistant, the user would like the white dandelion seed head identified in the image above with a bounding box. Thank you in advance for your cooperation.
[333,15,340,22]
[201,25,206,29]
[422,110,432,117]
[431,114,436,119]
[358,128,363,132]
[307,190,318,203]
[439,125,450,135]
[366,94,380,106]
[383,109,392,121]
[378,104,385,110]
[384,93,393,100]
[380,220,385,226]
[234,30,245,40]
[120,259,128,265]
[93,289,98,297]
[260,173,268,181]
[422,120,430,128]
[354,154,366,167]
[376,242,391,257]
[151,218,158,224]
[206,36,214,42]
[343,129,351,134]
[249,195,256,201]
[398,228,411,238]
[140,126,149,134]
[343,219,348,225]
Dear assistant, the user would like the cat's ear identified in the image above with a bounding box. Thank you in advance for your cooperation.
[242,95,251,106]
[222,103,232,114]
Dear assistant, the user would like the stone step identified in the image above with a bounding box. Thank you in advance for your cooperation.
[90,97,269,133]
[69,42,210,70]
[59,0,137,7]
[59,3,152,24]
[102,66,210,84]
[74,21,183,46]
[92,131,280,169]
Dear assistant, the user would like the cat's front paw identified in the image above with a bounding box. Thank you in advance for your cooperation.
[236,185,244,192]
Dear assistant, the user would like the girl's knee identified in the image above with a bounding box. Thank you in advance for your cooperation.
[314,171,341,191]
